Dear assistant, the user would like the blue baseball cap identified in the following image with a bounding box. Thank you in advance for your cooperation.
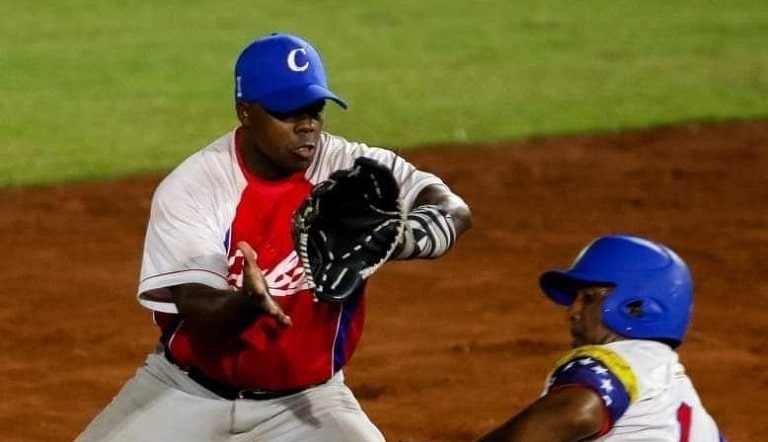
[234,33,348,113]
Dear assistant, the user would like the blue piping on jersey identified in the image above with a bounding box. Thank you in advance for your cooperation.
[333,290,363,371]
[159,315,183,360]
[223,227,232,254]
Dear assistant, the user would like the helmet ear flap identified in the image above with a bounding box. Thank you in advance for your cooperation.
[620,298,665,321]
[623,299,644,318]
[605,295,676,342]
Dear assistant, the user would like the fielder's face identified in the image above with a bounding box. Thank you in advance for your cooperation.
[567,286,621,348]
[237,100,325,179]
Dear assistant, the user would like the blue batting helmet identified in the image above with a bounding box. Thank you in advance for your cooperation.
[539,235,693,347]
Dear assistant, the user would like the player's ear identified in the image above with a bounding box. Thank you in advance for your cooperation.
[236,102,251,126]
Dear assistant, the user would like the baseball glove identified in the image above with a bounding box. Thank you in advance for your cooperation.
[292,156,406,303]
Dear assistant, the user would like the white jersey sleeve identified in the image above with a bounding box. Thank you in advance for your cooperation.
[137,132,244,313]
[307,132,449,210]
[544,340,724,442]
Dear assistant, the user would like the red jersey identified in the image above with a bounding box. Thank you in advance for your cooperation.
[138,129,445,390]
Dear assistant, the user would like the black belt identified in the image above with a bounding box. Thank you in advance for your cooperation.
[164,351,310,400]
[186,367,308,400]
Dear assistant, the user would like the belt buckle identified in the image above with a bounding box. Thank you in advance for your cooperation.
[237,387,302,400]
[237,388,271,400]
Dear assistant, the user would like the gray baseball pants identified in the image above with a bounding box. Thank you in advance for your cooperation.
[75,351,385,442]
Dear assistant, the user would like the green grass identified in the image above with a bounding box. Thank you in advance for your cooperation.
[2,0,768,186]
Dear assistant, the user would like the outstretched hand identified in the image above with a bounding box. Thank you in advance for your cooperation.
[237,241,292,327]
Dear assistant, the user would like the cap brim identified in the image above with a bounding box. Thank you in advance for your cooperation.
[256,84,347,113]
[539,270,613,306]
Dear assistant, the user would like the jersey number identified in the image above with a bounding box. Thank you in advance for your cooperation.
[677,402,692,442]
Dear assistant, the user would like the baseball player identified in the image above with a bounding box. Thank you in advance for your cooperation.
[474,235,727,442]
[75,32,472,442]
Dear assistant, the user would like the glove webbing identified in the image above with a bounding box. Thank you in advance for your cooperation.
[395,205,456,259]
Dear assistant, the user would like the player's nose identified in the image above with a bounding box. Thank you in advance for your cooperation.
[567,295,584,320]
[294,114,319,133]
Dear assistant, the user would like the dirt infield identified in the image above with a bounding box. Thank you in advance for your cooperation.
[1,120,766,441]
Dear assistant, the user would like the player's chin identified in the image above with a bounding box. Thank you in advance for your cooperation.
[570,332,585,348]
[279,154,313,171]
[289,148,316,168]
[291,157,313,171]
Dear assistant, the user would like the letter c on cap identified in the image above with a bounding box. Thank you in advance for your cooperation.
[287,48,309,72]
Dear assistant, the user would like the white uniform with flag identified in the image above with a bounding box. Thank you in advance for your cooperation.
[544,340,725,442]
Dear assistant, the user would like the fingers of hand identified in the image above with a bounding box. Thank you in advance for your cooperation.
[260,296,293,327]
[237,241,269,294]
[237,241,292,327]
[237,241,256,264]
